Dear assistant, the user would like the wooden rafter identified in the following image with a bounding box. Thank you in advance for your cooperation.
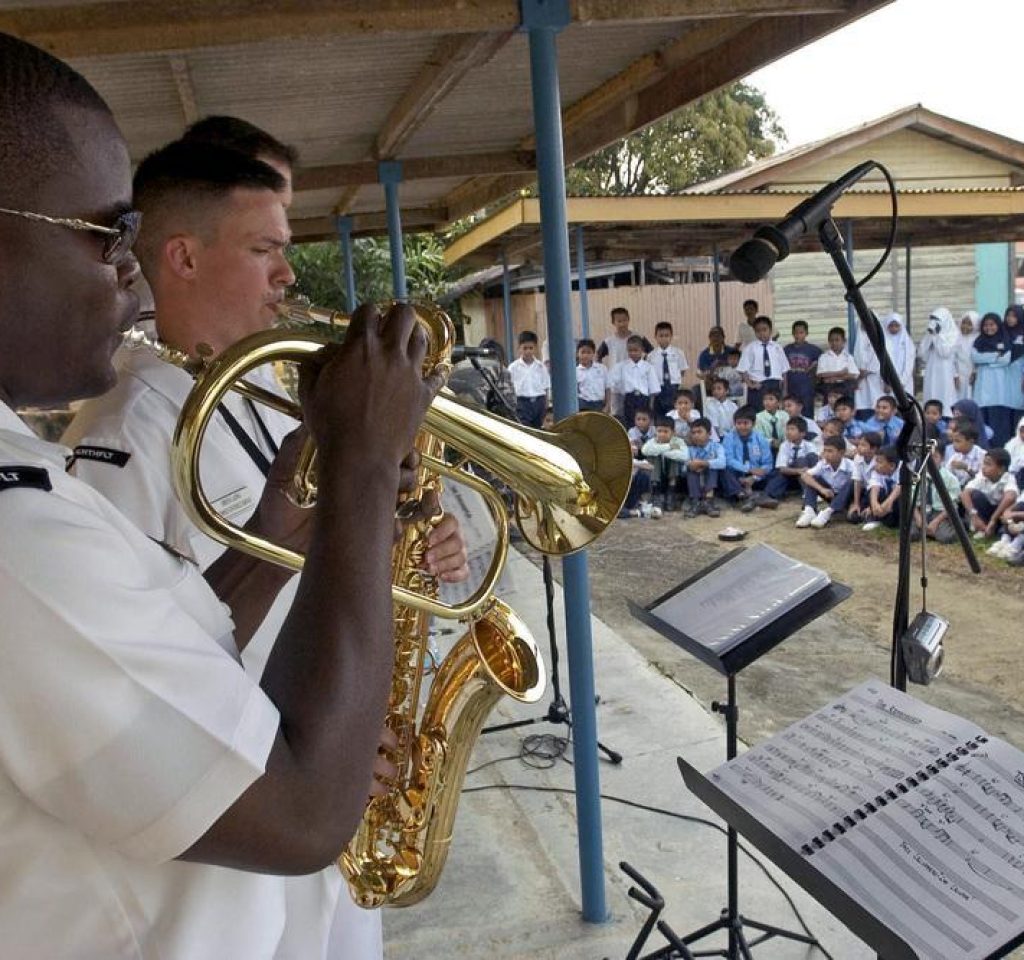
[167,56,200,126]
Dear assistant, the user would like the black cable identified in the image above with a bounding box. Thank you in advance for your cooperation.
[854,161,898,291]
[460,780,834,958]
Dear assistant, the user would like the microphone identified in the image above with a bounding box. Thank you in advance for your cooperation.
[451,344,497,362]
[728,160,877,283]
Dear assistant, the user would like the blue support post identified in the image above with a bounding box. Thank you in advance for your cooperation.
[335,215,357,312]
[844,219,856,349]
[576,225,590,340]
[502,250,515,359]
[523,0,607,924]
[712,243,722,329]
[379,161,407,299]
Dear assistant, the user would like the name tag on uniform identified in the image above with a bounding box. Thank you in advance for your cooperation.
[212,485,257,520]
[0,465,52,492]
[72,445,132,468]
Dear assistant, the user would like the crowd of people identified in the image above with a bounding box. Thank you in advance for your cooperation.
[507,302,1024,566]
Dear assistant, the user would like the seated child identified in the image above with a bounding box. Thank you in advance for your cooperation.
[641,417,689,510]
[863,395,905,447]
[669,388,700,441]
[815,386,845,427]
[997,495,1024,564]
[763,416,818,503]
[754,387,788,455]
[576,338,608,412]
[681,418,725,518]
[796,436,854,528]
[704,377,738,440]
[821,418,855,456]
[832,395,863,443]
[721,405,775,511]
[783,393,821,447]
[961,448,1019,547]
[944,422,984,486]
[609,334,660,429]
[627,407,656,455]
[846,431,882,523]
[910,439,962,545]
[862,446,902,531]
[922,399,949,441]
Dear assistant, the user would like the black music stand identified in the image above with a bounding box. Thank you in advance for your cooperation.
[624,547,851,960]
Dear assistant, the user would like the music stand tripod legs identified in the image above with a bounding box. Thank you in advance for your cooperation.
[481,554,622,765]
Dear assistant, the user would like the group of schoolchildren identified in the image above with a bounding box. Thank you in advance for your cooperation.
[505,303,1024,565]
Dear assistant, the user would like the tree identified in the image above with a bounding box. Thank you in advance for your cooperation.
[564,82,784,196]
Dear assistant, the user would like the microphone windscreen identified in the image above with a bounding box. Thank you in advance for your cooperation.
[728,237,779,284]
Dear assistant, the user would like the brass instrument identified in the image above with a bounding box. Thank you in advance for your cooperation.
[122,299,631,907]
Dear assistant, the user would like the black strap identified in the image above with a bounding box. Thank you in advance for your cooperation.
[246,399,280,459]
[217,402,274,477]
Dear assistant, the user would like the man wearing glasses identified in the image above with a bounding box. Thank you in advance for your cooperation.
[0,32,441,958]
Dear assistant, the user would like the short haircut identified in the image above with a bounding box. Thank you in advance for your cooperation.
[675,388,695,403]
[791,320,808,333]
[826,385,844,398]
[827,326,846,339]
[711,377,729,391]
[654,321,673,334]
[753,315,773,329]
[825,417,844,432]
[709,325,725,338]
[691,417,712,433]
[861,431,882,449]
[986,448,1011,470]
[834,395,854,410]
[518,330,539,345]
[762,386,781,401]
[131,140,286,273]
[576,338,596,351]
[0,34,113,204]
[877,445,900,465]
[923,399,943,413]
[726,346,741,357]
[733,406,756,424]
[783,393,803,407]
[633,407,651,420]
[822,436,846,453]
[654,416,674,430]
[787,416,807,434]
[743,299,758,310]
[181,115,299,168]
[957,422,978,442]
[611,306,629,319]
[876,395,896,409]
[626,334,646,348]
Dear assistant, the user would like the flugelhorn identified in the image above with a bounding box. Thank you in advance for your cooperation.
[124,299,632,620]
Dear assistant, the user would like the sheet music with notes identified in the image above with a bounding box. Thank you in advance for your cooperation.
[707,680,1024,960]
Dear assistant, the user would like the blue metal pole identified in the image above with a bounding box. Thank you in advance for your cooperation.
[335,215,357,312]
[379,161,407,299]
[502,250,515,359]
[845,219,856,349]
[712,243,722,329]
[576,225,590,340]
[524,0,607,924]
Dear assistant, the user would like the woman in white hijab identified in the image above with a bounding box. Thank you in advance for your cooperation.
[853,318,884,417]
[882,312,915,396]
[954,310,980,401]
[917,306,959,415]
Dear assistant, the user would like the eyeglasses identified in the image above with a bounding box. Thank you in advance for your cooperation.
[0,207,141,265]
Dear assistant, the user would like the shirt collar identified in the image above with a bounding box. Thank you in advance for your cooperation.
[0,400,74,469]
[117,340,196,407]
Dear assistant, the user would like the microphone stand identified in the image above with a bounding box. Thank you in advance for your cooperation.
[466,356,622,764]
[816,218,979,691]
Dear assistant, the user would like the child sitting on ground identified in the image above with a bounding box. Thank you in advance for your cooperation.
[796,436,855,528]
[944,422,985,486]
[704,377,738,440]
[961,448,1019,550]
[832,395,863,444]
[923,399,949,441]
[641,417,688,511]
[627,407,656,455]
[862,446,902,531]
[997,494,1024,565]
[821,418,854,455]
[763,416,818,503]
[784,393,821,447]
[721,405,775,512]
[754,387,788,455]
[815,386,846,428]
[910,439,962,545]
[681,418,725,518]
[863,395,905,447]
[847,431,882,524]
[669,388,700,441]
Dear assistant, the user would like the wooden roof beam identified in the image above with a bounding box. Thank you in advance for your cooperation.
[290,205,449,241]
[167,56,200,126]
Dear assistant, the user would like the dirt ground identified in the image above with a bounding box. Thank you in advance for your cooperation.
[525,497,1024,749]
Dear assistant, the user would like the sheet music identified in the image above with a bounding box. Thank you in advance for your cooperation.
[706,681,1024,960]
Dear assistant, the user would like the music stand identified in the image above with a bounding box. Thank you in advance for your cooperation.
[625,546,851,960]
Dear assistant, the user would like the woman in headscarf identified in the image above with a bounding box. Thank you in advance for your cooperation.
[1002,305,1024,426]
[917,307,959,415]
[951,398,990,450]
[971,311,1014,445]
[882,312,915,396]
[853,318,884,419]
[954,310,979,401]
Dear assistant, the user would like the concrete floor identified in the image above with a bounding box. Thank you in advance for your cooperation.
[382,550,875,960]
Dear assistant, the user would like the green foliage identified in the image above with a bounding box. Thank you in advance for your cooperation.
[564,82,784,196]
[289,233,458,311]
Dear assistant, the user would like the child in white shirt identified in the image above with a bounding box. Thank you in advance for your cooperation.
[609,335,660,429]
[703,377,738,441]
[508,330,550,428]
[648,321,688,417]
[796,435,854,528]
[944,423,985,487]
[575,338,608,412]
[737,316,790,411]
[816,326,859,400]
[641,417,689,510]
[847,431,882,523]
[668,389,701,441]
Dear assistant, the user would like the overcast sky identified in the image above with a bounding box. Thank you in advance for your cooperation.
[747,0,1022,149]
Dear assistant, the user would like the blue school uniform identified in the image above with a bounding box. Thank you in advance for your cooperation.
[682,439,725,499]
[863,414,905,447]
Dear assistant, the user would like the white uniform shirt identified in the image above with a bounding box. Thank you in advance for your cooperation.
[62,346,381,960]
[806,456,854,493]
[816,349,859,378]
[0,400,284,959]
[775,438,817,469]
[576,363,607,403]
[507,356,550,398]
[737,339,790,384]
[851,454,876,488]
[646,345,688,386]
[944,443,985,486]
[964,470,1020,506]
[609,358,660,396]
